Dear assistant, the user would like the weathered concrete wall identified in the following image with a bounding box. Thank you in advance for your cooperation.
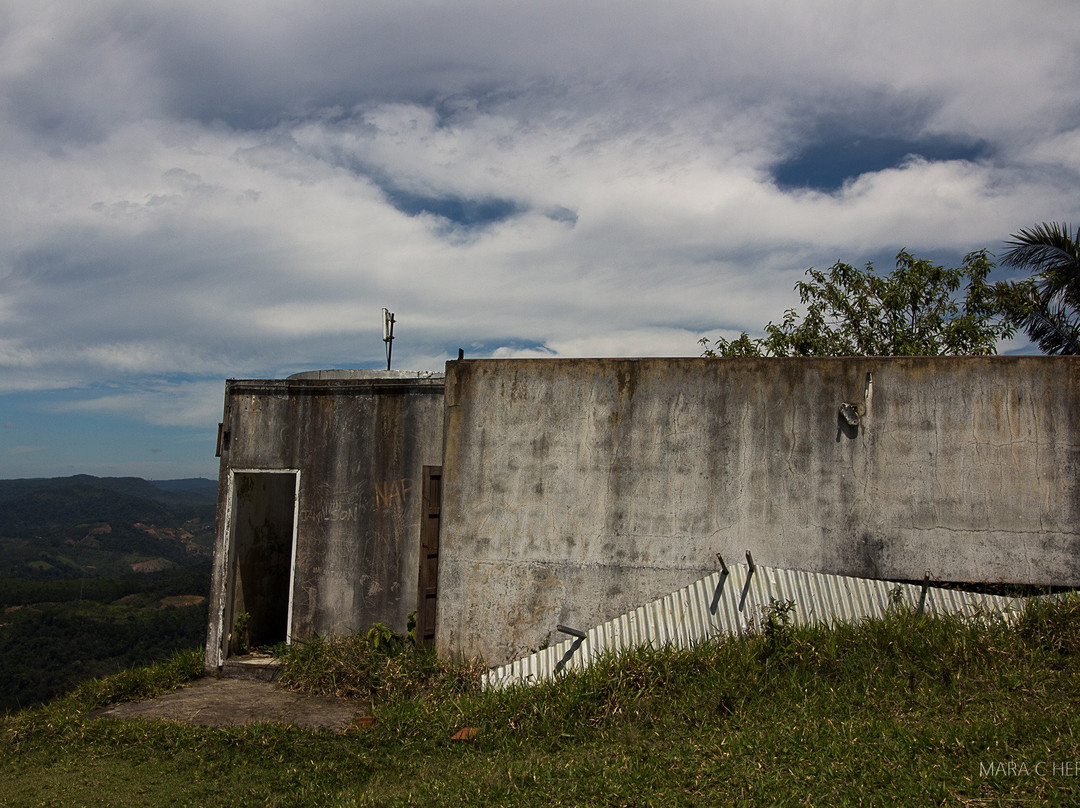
[435,357,1080,665]
[205,370,443,670]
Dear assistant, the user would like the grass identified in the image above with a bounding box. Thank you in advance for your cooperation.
[276,625,485,705]
[3,598,1080,806]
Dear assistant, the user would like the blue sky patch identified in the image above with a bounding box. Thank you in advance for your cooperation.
[451,338,555,358]
[545,206,578,227]
[774,135,988,193]
[383,187,524,227]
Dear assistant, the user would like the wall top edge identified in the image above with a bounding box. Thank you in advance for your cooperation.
[224,372,445,394]
[286,369,444,381]
[447,356,1072,365]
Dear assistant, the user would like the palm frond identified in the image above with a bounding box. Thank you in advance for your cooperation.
[1002,222,1080,354]
[1002,222,1080,271]
[1017,294,1080,356]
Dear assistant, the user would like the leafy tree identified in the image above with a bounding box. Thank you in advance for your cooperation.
[1000,222,1080,355]
[701,250,1024,357]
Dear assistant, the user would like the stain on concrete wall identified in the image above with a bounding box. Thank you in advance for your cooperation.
[436,357,1080,666]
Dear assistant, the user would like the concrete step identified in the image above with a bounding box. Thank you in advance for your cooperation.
[221,654,282,682]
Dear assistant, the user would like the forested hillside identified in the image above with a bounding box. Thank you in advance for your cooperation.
[0,476,217,711]
[0,475,216,578]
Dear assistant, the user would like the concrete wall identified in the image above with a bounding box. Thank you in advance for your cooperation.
[435,357,1080,665]
[205,370,443,670]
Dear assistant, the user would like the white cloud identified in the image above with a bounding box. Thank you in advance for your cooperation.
[50,379,225,429]
[0,1,1076,474]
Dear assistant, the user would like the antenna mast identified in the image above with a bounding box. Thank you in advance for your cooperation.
[382,308,396,371]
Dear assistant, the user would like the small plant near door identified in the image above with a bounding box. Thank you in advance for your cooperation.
[279,621,485,704]
[365,622,399,653]
[232,611,251,655]
[406,611,418,647]
[367,612,420,654]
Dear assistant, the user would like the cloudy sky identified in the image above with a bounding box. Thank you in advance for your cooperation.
[1,0,1078,480]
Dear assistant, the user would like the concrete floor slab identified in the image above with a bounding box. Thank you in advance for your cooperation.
[92,677,364,733]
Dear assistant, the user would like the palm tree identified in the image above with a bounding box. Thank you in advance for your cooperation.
[1001,222,1080,355]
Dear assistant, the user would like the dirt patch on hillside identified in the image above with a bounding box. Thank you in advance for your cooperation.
[93,677,366,733]
[129,558,176,574]
[158,594,205,608]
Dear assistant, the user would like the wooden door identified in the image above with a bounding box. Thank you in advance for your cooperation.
[414,466,441,647]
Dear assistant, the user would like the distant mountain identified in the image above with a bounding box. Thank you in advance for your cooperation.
[151,478,218,500]
[0,476,217,579]
[0,475,217,506]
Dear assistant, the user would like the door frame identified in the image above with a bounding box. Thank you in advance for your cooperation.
[215,468,301,667]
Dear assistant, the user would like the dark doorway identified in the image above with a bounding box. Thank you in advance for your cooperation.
[224,471,298,657]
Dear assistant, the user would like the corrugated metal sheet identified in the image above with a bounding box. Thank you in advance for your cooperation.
[484,560,1044,690]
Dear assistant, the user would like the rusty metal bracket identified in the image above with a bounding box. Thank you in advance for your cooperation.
[710,553,729,615]
[716,552,728,576]
[554,625,587,674]
[917,573,930,615]
[738,550,756,612]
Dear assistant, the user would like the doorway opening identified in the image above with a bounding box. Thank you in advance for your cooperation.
[222,470,299,660]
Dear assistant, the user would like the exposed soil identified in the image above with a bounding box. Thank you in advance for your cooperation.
[157,594,206,608]
[92,677,366,733]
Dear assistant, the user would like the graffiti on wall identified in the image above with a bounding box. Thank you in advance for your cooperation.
[299,486,360,524]
[374,477,415,510]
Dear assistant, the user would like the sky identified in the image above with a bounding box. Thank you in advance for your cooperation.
[1,0,1078,481]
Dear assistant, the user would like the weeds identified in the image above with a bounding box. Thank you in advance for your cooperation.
[231,611,251,655]
[1016,594,1080,657]
[758,597,796,663]
[277,625,484,706]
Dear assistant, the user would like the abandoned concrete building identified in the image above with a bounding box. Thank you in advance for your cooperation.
[205,357,1080,672]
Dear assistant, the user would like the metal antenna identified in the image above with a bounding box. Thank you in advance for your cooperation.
[382,308,396,370]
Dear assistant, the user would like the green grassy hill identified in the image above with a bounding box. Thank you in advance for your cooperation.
[2,598,1078,806]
